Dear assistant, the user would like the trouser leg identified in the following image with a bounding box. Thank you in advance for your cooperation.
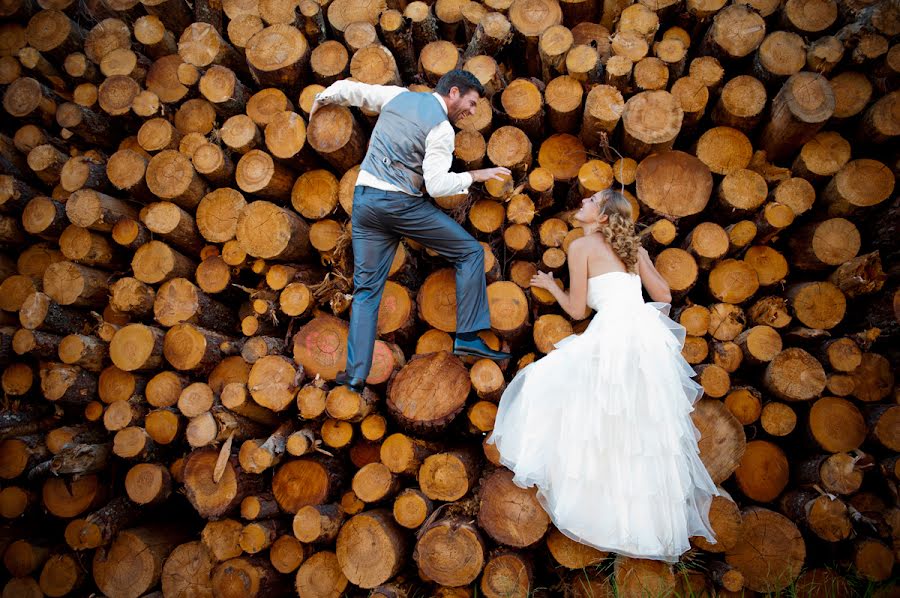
[344,189,399,379]
[385,196,491,334]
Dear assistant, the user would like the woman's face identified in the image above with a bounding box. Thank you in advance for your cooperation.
[575,193,606,225]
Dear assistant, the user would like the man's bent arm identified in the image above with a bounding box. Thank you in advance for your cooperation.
[313,80,406,114]
[422,121,474,198]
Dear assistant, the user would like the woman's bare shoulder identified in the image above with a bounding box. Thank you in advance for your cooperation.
[572,233,611,256]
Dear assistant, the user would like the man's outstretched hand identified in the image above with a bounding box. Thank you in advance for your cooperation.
[309,98,323,119]
[469,166,512,183]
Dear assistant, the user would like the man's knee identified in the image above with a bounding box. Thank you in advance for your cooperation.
[460,240,484,265]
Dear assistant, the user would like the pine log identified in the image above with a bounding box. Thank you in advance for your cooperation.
[701,5,766,62]
[294,550,348,597]
[478,468,551,547]
[414,517,486,587]
[387,351,470,433]
[692,399,747,484]
[799,454,862,498]
[821,159,895,217]
[272,455,345,513]
[724,507,805,593]
[758,72,835,162]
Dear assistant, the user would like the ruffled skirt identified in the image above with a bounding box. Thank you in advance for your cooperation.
[488,301,719,562]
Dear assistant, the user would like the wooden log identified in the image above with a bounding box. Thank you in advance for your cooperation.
[272,455,345,513]
[310,40,350,87]
[781,0,837,34]
[764,347,826,401]
[688,492,741,554]
[55,104,113,151]
[388,352,470,433]
[145,149,209,209]
[124,462,171,506]
[97,74,141,116]
[140,202,203,255]
[635,150,712,219]
[724,507,805,593]
[788,218,860,271]
[294,551,348,597]
[508,0,562,77]
[18,291,92,335]
[108,277,155,320]
[478,468,550,547]
[25,143,66,186]
[183,447,265,519]
[414,517,485,587]
[613,557,675,597]
[233,200,311,262]
[106,148,152,203]
[137,118,181,154]
[40,474,105,519]
[66,190,138,234]
[292,503,345,543]
[754,32,806,87]
[791,131,850,185]
[785,281,846,330]
[65,496,141,551]
[0,175,38,216]
[163,323,232,374]
[38,553,85,597]
[859,90,899,144]
[500,79,544,139]
[158,541,215,597]
[43,261,109,307]
[306,104,366,172]
[391,487,433,530]
[0,274,39,314]
[91,525,188,597]
[463,12,512,60]
[419,40,461,85]
[711,76,766,133]
[700,4,766,62]
[379,433,439,476]
[418,448,479,502]
[132,241,197,285]
[244,24,309,92]
[798,453,864,496]
[860,404,897,458]
[234,149,294,201]
[692,399,746,485]
[154,277,235,333]
[821,159,895,217]
[758,72,835,162]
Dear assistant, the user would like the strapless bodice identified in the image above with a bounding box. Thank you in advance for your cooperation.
[586,271,643,311]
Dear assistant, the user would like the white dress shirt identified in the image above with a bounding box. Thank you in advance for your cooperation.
[314,80,474,198]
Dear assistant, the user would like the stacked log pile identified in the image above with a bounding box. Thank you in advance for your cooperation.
[0,0,898,595]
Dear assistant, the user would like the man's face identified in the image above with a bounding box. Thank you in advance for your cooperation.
[446,88,480,124]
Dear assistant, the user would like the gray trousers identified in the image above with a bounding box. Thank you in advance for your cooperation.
[345,186,491,379]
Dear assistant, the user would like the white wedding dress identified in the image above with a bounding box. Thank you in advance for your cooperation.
[488,271,719,562]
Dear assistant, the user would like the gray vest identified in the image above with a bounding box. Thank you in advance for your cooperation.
[360,92,448,197]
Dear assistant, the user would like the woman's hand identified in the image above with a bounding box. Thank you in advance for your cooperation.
[638,246,650,262]
[530,270,557,291]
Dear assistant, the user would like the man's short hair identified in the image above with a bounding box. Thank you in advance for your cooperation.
[435,69,485,97]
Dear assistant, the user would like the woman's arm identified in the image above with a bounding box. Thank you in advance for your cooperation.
[530,241,590,320]
[637,247,672,303]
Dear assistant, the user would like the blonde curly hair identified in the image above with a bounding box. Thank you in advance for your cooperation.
[594,189,640,273]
